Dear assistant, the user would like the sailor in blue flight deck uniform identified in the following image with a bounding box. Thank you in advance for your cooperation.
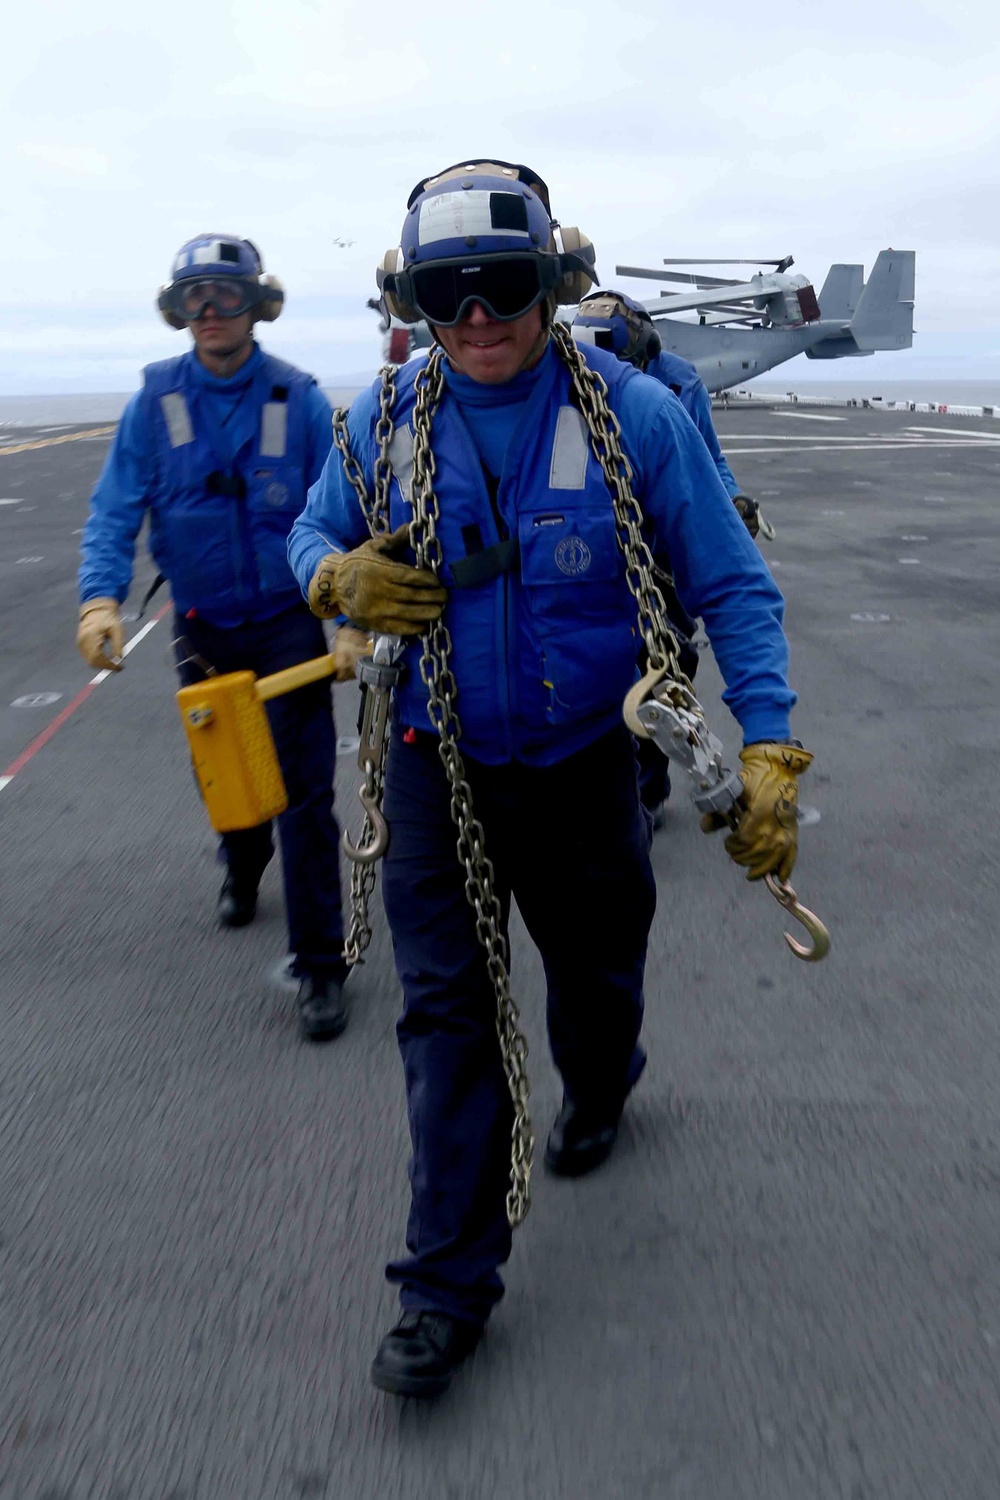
[77,234,352,1043]
[290,161,814,1396]
[572,289,764,826]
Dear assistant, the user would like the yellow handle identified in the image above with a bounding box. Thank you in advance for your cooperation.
[254,653,340,702]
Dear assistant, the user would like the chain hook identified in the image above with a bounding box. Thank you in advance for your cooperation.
[342,784,389,865]
[763,874,831,962]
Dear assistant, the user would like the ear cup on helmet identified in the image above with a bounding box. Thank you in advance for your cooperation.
[552,226,596,305]
[156,286,187,331]
[645,327,662,362]
[255,274,284,322]
[377,246,422,324]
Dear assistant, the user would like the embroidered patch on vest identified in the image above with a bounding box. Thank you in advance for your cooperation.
[554,536,592,575]
[160,392,194,448]
[260,402,288,458]
[549,406,589,490]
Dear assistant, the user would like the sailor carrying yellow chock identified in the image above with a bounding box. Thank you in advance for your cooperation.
[76,232,362,1043]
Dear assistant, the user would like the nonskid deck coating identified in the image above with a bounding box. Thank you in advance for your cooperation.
[1,406,1000,1499]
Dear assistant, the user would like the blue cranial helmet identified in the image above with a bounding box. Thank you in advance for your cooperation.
[572,289,661,368]
[157,234,284,329]
[377,160,597,327]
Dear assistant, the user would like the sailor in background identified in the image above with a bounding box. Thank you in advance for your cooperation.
[77,234,352,1042]
[572,290,764,826]
[290,161,811,1396]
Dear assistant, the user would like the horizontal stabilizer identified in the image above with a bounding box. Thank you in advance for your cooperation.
[818,264,863,324]
[850,250,915,351]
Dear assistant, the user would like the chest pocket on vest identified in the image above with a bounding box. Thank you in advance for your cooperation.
[518,506,636,722]
[518,506,620,590]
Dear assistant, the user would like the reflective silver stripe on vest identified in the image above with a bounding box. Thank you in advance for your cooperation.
[549,406,589,490]
[259,402,288,458]
[160,392,194,448]
[389,424,414,503]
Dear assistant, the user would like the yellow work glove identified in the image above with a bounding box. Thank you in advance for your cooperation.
[330,625,374,681]
[700,741,814,882]
[76,597,125,671]
[308,524,448,636]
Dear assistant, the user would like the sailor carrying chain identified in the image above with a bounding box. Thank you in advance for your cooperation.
[331,323,826,1230]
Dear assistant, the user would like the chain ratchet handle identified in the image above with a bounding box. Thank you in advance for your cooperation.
[624,667,829,962]
[332,391,404,966]
[341,635,405,868]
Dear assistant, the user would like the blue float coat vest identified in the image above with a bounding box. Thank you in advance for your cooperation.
[379,346,643,764]
[142,350,313,617]
[647,349,702,406]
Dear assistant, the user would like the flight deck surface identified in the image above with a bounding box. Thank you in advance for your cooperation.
[1,404,999,1499]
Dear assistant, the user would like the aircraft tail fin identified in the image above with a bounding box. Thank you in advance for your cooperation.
[818,263,863,324]
[849,249,915,351]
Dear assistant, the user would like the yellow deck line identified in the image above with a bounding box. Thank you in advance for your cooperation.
[0,426,116,457]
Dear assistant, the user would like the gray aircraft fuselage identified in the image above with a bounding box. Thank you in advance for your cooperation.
[655,319,858,394]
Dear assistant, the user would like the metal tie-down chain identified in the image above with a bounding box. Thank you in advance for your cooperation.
[330,330,717,1226]
[331,325,827,1229]
[331,355,534,1227]
[331,372,399,968]
[550,323,829,961]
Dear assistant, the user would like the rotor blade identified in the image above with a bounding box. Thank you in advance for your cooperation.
[617,265,679,282]
[661,256,794,270]
[639,281,773,316]
[656,270,745,288]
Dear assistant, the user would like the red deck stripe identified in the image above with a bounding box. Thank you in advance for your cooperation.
[1,603,171,785]
[2,682,98,778]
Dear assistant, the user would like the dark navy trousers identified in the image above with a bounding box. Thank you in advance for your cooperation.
[174,603,346,979]
[381,721,657,1325]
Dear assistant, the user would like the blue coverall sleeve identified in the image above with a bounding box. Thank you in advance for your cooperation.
[288,385,379,597]
[687,380,740,498]
[78,392,152,605]
[303,383,335,488]
[618,376,795,746]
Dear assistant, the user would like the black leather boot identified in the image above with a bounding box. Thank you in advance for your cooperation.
[544,1094,624,1177]
[217,875,258,929]
[371,1311,482,1397]
[296,973,348,1042]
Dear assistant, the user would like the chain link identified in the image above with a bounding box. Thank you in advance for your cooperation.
[549,322,705,719]
[405,351,534,1228]
[329,329,710,1227]
[331,379,398,966]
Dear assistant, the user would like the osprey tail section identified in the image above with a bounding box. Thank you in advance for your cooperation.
[849,250,915,351]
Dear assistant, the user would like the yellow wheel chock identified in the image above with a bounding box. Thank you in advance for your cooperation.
[176,653,342,832]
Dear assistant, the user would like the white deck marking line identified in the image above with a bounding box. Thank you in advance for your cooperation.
[717,432,1000,443]
[771,411,846,422]
[0,606,170,794]
[904,426,1000,440]
[725,440,1000,455]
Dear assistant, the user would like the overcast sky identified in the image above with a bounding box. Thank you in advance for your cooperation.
[3,0,998,393]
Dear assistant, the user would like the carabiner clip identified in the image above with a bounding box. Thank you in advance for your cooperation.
[764,874,830,962]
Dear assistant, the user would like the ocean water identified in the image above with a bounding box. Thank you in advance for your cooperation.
[3,380,1000,429]
[0,387,369,427]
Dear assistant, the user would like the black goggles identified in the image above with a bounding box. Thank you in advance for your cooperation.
[392,254,561,326]
[167,278,260,321]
